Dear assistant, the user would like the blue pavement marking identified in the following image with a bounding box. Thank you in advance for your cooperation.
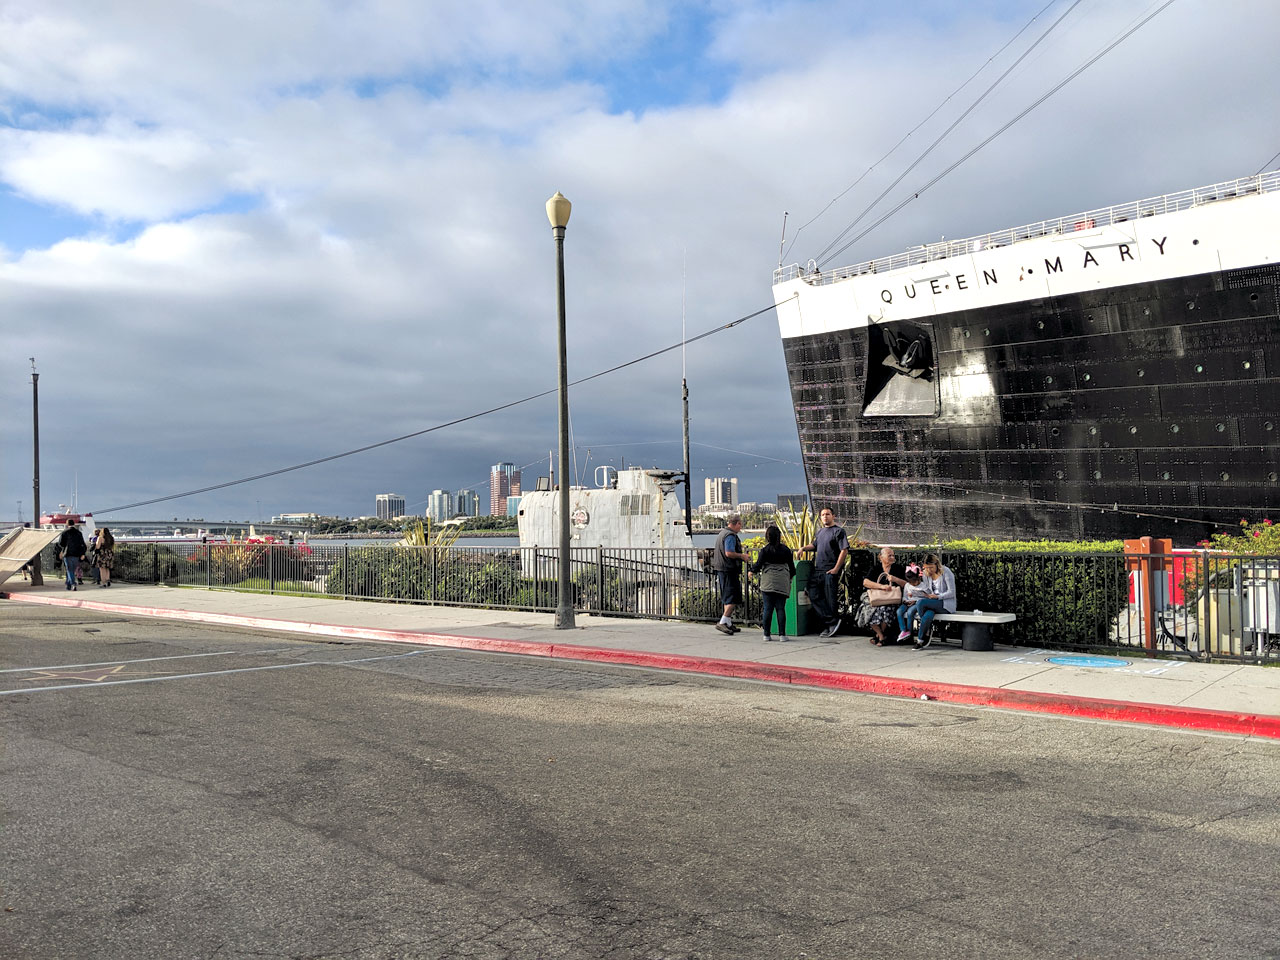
[0,648,431,696]
[1047,655,1131,669]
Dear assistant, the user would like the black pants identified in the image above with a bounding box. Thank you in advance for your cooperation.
[761,591,788,636]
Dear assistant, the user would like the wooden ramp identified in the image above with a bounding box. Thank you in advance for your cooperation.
[0,528,63,587]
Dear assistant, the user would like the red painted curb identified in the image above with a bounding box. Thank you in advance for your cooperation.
[8,592,1280,739]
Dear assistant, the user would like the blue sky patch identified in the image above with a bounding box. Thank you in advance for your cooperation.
[567,7,735,113]
[0,190,100,252]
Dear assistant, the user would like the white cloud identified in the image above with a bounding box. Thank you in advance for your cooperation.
[0,120,240,219]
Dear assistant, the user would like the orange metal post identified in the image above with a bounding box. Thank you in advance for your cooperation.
[1125,536,1172,651]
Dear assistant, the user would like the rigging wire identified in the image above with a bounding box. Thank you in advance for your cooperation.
[811,0,1086,268]
[819,0,1179,268]
[96,299,786,515]
[1256,148,1280,176]
[783,0,1062,265]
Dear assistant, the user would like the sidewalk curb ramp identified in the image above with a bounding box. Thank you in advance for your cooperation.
[9,592,1280,740]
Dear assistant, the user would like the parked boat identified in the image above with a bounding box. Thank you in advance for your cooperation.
[517,467,695,576]
[517,467,693,550]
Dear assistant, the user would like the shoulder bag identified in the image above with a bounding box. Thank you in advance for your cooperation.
[868,585,902,606]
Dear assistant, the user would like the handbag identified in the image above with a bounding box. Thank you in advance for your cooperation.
[855,591,874,629]
[869,585,902,606]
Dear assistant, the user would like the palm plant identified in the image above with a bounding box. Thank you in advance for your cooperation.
[398,519,462,550]
[777,501,817,553]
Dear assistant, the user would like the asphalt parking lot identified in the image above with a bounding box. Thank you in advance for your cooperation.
[4,605,1278,960]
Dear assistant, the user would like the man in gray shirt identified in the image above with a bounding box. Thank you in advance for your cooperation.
[801,508,849,638]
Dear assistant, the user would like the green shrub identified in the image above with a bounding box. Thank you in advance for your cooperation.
[324,547,562,610]
[326,546,432,600]
[942,538,1125,553]
[104,543,187,584]
[676,584,721,620]
[938,539,1127,647]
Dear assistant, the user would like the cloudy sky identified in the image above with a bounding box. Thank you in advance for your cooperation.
[2,0,1277,523]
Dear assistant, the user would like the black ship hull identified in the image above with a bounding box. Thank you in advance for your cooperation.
[782,265,1280,545]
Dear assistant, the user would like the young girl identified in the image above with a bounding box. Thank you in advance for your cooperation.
[896,554,957,649]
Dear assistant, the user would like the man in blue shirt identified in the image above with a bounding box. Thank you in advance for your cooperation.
[801,508,849,638]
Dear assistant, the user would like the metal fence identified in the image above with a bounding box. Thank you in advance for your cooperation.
[56,541,1280,663]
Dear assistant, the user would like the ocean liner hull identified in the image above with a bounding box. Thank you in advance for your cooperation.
[773,174,1280,545]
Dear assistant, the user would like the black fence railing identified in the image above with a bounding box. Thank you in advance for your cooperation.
[52,541,1278,663]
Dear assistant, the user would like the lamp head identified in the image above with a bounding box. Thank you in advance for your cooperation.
[546,191,572,230]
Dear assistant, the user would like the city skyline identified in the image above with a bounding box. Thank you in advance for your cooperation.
[3,3,1277,522]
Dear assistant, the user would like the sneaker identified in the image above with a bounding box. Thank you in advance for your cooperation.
[777,637,791,643]
[763,634,774,642]
[897,630,912,642]
[728,624,740,634]
[915,633,932,650]
[830,618,842,635]
[715,623,733,635]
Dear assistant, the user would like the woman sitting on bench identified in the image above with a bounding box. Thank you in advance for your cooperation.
[862,546,907,646]
[896,554,957,650]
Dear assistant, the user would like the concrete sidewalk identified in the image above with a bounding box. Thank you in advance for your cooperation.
[4,581,1279,738]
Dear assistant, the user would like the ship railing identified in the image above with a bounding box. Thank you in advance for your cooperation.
[775,169,1280,286]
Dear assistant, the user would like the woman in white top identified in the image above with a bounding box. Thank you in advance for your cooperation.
[896,553,957,649]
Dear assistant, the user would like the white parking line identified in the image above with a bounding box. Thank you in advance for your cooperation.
[0,648,297,674]
[0,648,430,696]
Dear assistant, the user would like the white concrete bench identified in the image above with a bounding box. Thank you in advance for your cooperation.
[931,611,1017,651]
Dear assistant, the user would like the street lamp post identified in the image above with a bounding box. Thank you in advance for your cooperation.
[546,191,575,630]
[30,359,43,585]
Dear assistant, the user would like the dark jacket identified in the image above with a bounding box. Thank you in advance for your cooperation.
[751,542,796,595]
[58,527,87,559]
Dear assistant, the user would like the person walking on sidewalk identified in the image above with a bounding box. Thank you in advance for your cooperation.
[711,514,750,635]
[56,518,87,592]
[95,527,116,587]
[801,508,849,638]
[750,524,796,642]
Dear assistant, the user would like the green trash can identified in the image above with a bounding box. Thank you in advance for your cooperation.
[783,559,814,637]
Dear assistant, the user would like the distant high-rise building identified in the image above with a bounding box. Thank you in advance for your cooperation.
[776,493,810,512]
[489,462,521,515]
[506,495,522,517]
[376,493,405,520]
[703,477,738,510]
[426,489,452,523]
[454,489,480,518]
[271,512,321,524]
